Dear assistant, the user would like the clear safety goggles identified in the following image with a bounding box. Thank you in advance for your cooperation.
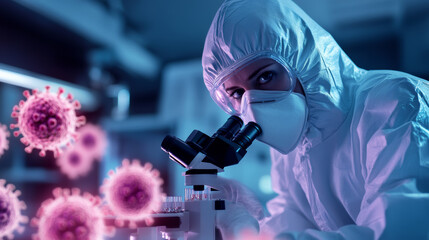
[210,52,296,115]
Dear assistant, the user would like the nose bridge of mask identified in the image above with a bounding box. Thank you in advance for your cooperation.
[240,90,290,115]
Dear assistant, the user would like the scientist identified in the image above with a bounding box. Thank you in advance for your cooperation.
[201,0,429,239]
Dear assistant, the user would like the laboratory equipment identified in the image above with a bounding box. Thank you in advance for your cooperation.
[130,116,261,240]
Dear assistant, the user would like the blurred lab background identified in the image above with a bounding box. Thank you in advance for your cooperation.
[0,0,428,239]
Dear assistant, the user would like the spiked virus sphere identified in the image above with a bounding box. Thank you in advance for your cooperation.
[100,159,164,228]
[0,123,10,158]
[76,124,107,160]
[10,86,86,157]
[0,179,28,239]
[56,146,93,179]
[31,188,114,240]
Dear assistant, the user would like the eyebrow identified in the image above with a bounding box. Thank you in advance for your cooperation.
[225,62,274,93]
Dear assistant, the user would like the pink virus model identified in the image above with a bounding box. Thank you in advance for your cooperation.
[56,146,93,179]
[76,124,107,160]
[0,179,28,239]
[0,123,10,158]
[10,86,86,157]
[31,188,114,240]
[100,159,165,228]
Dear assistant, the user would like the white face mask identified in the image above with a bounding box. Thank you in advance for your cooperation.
[240,90,308,154]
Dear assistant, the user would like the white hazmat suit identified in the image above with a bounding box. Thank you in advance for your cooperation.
[202,0,429,239]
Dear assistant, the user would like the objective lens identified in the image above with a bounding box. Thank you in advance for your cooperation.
[233,122,262,149]
[215,116,243,139]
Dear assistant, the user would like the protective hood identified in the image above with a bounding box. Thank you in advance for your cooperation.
[202,0,367,145]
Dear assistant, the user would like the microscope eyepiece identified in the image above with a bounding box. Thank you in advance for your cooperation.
[161,116,261,169]
[233,122,262,149]
[215,116,243,140]
[161,135,198,168]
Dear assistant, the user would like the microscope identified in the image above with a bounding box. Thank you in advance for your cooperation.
[129,116,261,240]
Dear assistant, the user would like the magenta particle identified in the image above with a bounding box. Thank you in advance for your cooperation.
[100,159,165,228]
[56,146,94,179]
[31,188,114,240]
[10,86,86,157]
[76,124,107,160]
[0,179,28,239]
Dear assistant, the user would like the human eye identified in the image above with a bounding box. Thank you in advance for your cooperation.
[229,88,245,100]
[257,71,274,85]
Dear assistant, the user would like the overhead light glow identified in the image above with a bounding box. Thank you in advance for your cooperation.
[0,64,98,111]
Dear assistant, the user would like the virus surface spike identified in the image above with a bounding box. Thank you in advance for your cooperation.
[114,219,124,227]
[73,100,81,109]
[30,218,39,228]
[38,150,46,157]
[72,188,81,196]
[128,221,137,229]
[10,86,86,157]
[23,90,30,98]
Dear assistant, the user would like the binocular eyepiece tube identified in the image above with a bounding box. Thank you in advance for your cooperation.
[215,115,243,140]
[161,135,197,168]
[233,122,261,149]
[161,116,262,169]
[215,116,262,149]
